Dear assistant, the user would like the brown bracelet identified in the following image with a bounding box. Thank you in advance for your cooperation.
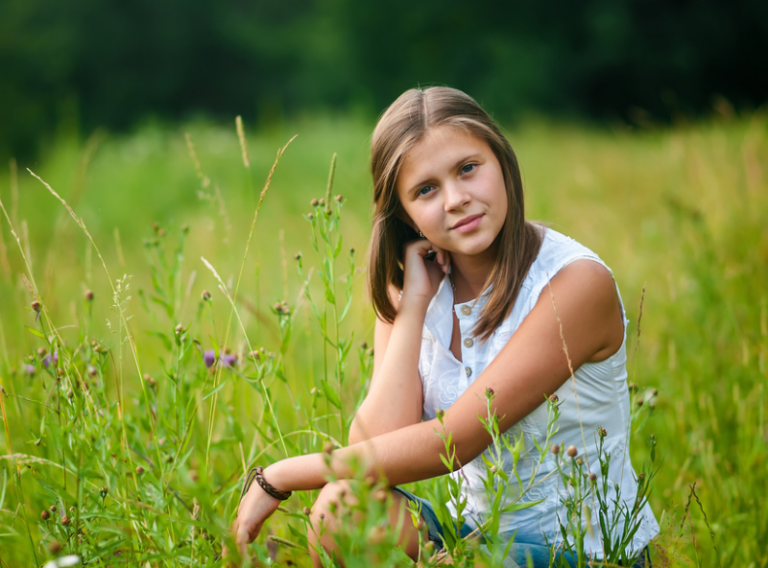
[240,466,292,502]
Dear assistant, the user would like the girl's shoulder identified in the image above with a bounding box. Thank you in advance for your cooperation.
[526,226,611,285]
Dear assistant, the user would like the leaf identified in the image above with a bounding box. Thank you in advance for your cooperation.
[202,376,230,400]
[25,325,46,339]
[321,378,341,409]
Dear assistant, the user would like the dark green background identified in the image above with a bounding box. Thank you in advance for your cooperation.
[2,0,767,159]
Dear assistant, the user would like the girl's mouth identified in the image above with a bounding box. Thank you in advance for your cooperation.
[451,214,483,233]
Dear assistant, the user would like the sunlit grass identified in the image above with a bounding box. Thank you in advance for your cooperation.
[0,110,765,567]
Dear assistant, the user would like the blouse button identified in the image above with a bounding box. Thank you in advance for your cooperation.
[461,305,472,316]
[463,338,474,348]
[465,366,472,377]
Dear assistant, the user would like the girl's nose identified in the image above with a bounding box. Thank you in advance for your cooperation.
[443,182,471,211]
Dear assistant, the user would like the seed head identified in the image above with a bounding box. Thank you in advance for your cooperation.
[311,198,319,207]
[551,444,560,455]
[31,300,41,312]
[349,247,355,255]
[67,390,74,399]
[135,466,145,475]
[589,473,597,482]
[598,427,607,438]
[49,505,57,512]
[307,212,314,220]
[566,445,578,458]
[99,487,108,499]
[652,388,658,396]
[489,465,498,474]
[85,289,94,301]
[485,387,495,399]
[636,398,644,407]
[323,442,334,455]
[202,290,211,301]
[360,342,368,350]
[548,394,559,403]
[175,324,184,333]
[38,347,47,357]
[49,540,62,554]
[302,507,311,516]
[319,198,325,206]
[61,516,71,526]
[294,253,301,260]
[41,510,51,520]
[335,194,343,203]
[576,458,584,466]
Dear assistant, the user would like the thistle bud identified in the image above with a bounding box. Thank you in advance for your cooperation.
[652,388,658,396]
[85,289,94,301]
[99,486,108,499]
[349,248,355,255]
[323,442,334,455]
[135,466,145,475]
[566,445,578,457]
[311,198,319,207]
[335,194,343,203]
[307,213,314,220]
[175,324,184,333]
[551,444,560,455]
[61,516,71,526]
[49,505,57,512]
[303,507,311,516]
[576,458,584,466]
[319,198,325,206]
[548,394,559,403]
[31,300,41,312]
[490,465,498,474]
[294,253,301,260]
[589,473,597,482]
[636,398,644,407]
[67,390,74,399]
[41,510,51,520]
[49,540,62,554]
[361,342,368,349]
[88,366,97,377]
[202,290,211,301]
[485,387,495,399]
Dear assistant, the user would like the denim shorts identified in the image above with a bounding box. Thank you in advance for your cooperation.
[391,486,652,568]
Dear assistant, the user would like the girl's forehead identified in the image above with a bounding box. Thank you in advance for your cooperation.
[399,126,489,180]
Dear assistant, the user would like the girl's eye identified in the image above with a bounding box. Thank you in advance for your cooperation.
[418,185,435,196]
[461,163,476,174]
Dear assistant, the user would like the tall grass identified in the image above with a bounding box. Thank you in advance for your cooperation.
[0,110,765,567]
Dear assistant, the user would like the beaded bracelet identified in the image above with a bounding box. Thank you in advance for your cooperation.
[240,466,292,502]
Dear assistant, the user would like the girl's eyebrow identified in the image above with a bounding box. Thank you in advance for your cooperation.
[406,154,482,196]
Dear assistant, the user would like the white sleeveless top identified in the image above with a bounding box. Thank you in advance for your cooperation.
[418,228,659,555]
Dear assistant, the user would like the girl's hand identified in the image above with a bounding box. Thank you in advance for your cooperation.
[230,482,282,558]
[401,239,450,308]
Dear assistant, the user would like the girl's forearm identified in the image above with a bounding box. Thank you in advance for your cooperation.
[350,298,428,441]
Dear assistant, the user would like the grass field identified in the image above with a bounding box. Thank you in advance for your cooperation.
[0,110,765,567]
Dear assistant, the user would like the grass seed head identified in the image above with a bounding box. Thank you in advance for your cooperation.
[567,445,578,457]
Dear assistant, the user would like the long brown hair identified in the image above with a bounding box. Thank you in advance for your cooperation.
[367,86,542,342]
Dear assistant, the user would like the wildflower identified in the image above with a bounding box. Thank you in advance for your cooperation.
[43,350,59,368]
[307,213,314,220]
[221,353,237,367]
[319,198,325,206]
[38,347,47,357]
[311,198,319,207]
[61,516,71,526]
[489,465,498,474]
[41,510,51,520]
[628,382,638,392]
[249,350,261,361]
[360,342,368,350]
[85,289,94,301]
[567,445,578,457]
[203,350,216,368]
[294,253,301,260]
[24,365,35,376]
[551,444,560,455]
[485,387,495,398]
[202,290,211,301]
[576,458,584,466]
[652,388,658,396]
[589,473,597,483]
[548,394,559,403]
[637,398,644,407]
[436,408,445,421]
[598,427,607,438]
[335,194,343,203]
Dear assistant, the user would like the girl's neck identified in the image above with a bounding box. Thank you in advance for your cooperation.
[450,249,496,304]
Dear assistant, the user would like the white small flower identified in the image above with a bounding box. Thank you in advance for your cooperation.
[43,556,81,568]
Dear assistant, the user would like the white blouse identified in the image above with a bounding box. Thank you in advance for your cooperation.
[418,228,659,555]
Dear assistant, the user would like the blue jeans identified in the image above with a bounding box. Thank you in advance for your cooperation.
[392,487,652,568]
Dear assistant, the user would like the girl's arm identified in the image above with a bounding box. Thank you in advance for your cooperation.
[234,259,624,547]
[349,239,450,444]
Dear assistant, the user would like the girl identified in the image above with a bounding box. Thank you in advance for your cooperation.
[232,87,659,566]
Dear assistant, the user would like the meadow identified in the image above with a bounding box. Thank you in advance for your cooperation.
[0,109,765,567]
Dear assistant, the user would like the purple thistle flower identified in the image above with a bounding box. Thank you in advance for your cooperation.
[203,349,237,368]
[25,364,36,376]
[43,350,59,368]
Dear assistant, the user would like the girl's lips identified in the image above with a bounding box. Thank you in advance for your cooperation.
[452,214,483,233]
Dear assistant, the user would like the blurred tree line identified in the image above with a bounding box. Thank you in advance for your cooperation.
[1,0,766,159]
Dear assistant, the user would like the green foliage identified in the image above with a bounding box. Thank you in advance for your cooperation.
[0,112,766,566]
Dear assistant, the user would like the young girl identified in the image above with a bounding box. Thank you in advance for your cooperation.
[232,87,659,566]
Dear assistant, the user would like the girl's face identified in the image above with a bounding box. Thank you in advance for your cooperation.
[396,125,508,261]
